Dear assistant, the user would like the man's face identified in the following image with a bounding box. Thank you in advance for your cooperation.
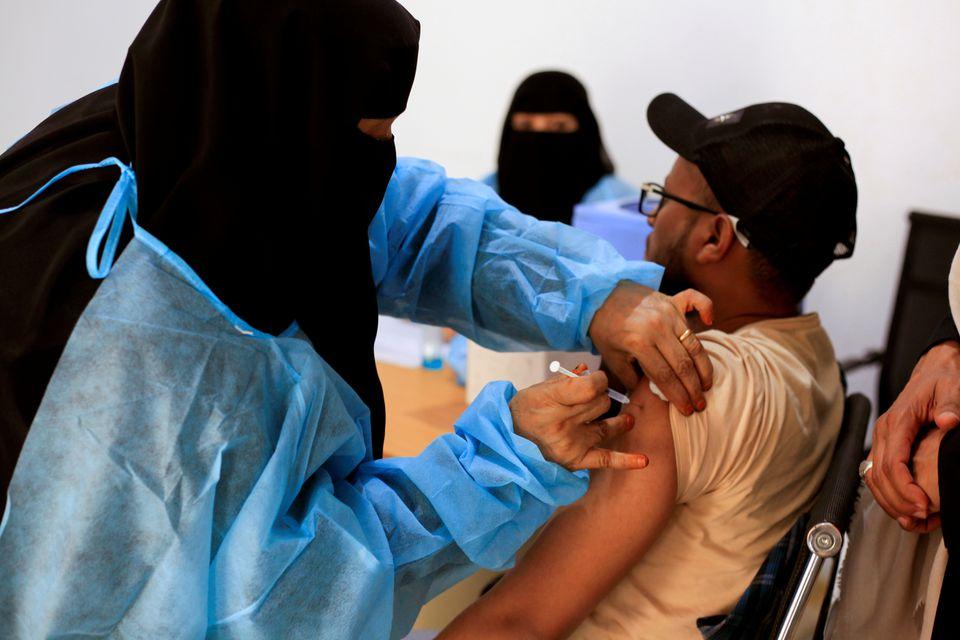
[644,158,711,294]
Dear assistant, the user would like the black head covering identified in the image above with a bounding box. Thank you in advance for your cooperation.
[497,70,613,224]
[0,0,420,503]
[120,0,420,459]
[0,87,126,502]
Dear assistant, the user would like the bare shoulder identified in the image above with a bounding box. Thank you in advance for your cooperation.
[613,380,671,450]
[589,380,676,498]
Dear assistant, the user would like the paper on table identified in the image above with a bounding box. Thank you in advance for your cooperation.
[374,316,426,368]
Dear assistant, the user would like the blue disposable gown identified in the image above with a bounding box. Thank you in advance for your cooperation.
[447,171,639,381]
[0,158,662,639]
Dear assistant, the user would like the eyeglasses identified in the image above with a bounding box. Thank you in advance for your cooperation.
[639,182,750,248]
[638,182,721,218]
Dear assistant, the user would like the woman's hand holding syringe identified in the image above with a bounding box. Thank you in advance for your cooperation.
[509,362,646,472]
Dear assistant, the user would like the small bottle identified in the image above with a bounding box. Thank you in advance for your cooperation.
[421,325,444,370]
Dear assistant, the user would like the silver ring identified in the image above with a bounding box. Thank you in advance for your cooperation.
[678,328,693,343]
[858,459,873,479]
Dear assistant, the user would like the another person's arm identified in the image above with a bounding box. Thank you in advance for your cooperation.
[910,424,960,543]
[438,381,677,639]
[369,157,713,414]
[866,334,960,530]
[941,429,960,550]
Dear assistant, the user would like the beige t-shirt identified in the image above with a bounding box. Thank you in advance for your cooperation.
[570,314,844,640]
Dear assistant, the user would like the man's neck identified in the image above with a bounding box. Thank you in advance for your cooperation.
[687,285,798,334]
[710,308,797,333]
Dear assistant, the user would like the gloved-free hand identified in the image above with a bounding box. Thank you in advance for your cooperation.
[509,364,647,471]
[589,282,715,416]
[866,340,960,531]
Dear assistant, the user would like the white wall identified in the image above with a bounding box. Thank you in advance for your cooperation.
[3,0,960,408]
[0,1,157,136]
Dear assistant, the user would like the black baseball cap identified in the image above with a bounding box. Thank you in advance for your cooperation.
[646,93,857,283]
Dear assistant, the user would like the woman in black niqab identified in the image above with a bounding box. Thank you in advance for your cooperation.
[0,0,420,503]
[118,0,420,460]
[496,70,614,224]
[0,4,712,637]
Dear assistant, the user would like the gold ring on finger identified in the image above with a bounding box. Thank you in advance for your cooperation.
[678,328,693,343]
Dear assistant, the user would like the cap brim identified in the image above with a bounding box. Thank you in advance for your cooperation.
[647,93,707,160]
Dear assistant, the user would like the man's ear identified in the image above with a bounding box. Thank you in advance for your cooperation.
[693,215,737,265]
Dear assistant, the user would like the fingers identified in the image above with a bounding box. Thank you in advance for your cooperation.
[683,332,713,393]
[872,410,929,519]
[866,471,918,526]
[671,289,714,391]
[571,392,612,424]
[572,414,645,471]
[670,289,715,326]
[640,353,694,415]
[637,292,714,414]
[870,450,928,521]
[913,514,942,533]
[896,514,942,533]
[865,452,929,523]
[932,367,960,430]
[654,336,707,415]
[553,369,607,405]
[576,447,649,471]
[889,463,929,518]
[543,370,610,423]
[863,449,895,519]
[591,413,635,443]
[864,340,960,529]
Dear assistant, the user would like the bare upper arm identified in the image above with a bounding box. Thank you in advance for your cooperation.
[439,380,678,640]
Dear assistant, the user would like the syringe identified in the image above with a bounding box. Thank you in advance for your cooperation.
[548,361,631,405]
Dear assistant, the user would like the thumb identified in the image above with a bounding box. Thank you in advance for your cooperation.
[594,412,636,444]
[671,289,714,326]
[934,400,960,430]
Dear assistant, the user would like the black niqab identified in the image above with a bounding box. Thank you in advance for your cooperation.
[120,0,420,460]
[0,0,420,505]
[497,71,613,225]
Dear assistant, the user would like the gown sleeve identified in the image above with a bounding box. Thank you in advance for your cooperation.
[369,157,664,352]
[0,240,589,640]
[347,379,587,637]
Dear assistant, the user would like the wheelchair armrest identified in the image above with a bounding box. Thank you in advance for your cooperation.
[807,394,871,534]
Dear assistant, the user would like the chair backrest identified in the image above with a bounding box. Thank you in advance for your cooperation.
[879,212,960,413]
[699,393,872,640]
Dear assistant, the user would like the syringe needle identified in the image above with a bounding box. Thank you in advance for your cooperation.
[548,361,630,405]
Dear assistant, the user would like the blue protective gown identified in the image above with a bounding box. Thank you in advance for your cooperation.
[447,171,639,381]
[0,157,662,639]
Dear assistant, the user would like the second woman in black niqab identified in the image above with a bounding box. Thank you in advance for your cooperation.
[496,70,614,225]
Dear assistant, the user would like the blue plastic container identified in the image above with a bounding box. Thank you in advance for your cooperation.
[572,197,651,261]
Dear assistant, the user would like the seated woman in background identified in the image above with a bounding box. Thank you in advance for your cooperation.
[448,70,635,385]
[485,69,636,224]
